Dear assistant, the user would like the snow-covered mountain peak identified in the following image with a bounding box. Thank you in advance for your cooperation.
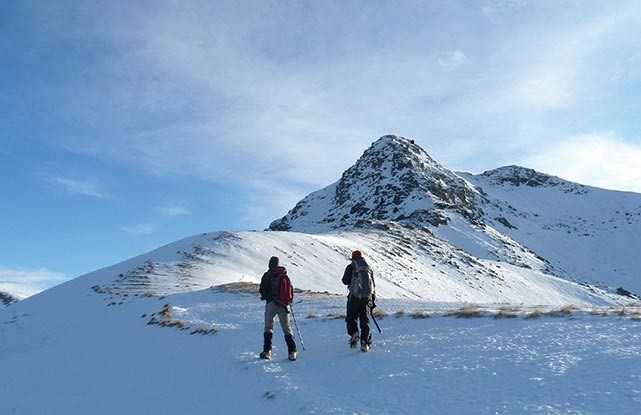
[357,134,449,179]
[269,135,485,232]
[478,165,586,192]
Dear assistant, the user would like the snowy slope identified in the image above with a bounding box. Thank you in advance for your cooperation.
[461,167,641,294]
[1,283,640,414]
[81,229,620,306]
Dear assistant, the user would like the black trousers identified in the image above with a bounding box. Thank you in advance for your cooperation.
[346,296,371,343]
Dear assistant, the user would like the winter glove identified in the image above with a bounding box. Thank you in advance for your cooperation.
[370,294,377,309]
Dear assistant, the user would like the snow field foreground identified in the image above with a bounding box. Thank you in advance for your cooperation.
[2,288,640,414]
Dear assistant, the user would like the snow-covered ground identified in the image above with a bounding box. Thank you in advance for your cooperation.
[69,228,625,307]
[2,282,640,415]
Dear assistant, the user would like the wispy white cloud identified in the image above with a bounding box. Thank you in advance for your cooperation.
[122,224,157,236]
[502,8,625,111]
[30,3,474,188]
[24,1,641,209]
[44,174,110,199]
[435,51,469,70]
[156,204,190,217]
[0,265,68,298]
[520,133,641,192]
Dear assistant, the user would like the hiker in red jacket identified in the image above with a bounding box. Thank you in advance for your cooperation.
[342,250,376,352]
[259,256,297,361]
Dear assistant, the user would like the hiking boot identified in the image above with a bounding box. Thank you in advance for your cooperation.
[259,350,272,360]
[360,342,370,353]
[288,351,298,361]
[349,332,360,349]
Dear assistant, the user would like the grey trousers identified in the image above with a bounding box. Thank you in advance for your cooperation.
[264,301,294,336]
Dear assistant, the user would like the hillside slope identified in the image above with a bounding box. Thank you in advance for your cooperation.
[80,228,620,306]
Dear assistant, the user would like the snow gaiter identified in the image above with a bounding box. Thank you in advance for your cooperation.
[284,334,297,353]
[263,332,273,352]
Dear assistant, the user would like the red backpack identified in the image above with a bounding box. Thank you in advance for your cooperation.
[271,266,293,307]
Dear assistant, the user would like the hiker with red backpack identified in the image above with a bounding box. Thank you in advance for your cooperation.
[259,256,297,361]
[342,250,376,352]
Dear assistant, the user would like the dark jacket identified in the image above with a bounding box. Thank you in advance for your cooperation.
[259,269,275,302]
[342,263,355,286]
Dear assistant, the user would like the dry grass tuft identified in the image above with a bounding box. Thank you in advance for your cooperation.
[159,303,173,318]
[616,308,628,316]
[524,309,543,320]
[372,309,388,319]
[494,305,521,319]
[146,303,206,333]
[190,326,218,336]
[214,281,341,298]
[411,310,430,319]
[544,304,576,317]
[444,305,485,318]
[559,304,576,314]
[324,312,346,320]
[159,319,188,329]
[215,281,260,294]
[394,309,406,318]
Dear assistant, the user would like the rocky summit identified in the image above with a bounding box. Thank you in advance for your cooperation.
[269,135,486,233]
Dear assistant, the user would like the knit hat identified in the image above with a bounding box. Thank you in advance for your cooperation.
[268,256,279,269]
[351,250,362,260]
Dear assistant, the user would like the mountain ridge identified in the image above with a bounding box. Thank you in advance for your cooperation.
[5,135,641,305]
[268,135,641,296]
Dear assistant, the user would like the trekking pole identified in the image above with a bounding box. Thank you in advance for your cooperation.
[370,305,382,333]
[290,305,306,351]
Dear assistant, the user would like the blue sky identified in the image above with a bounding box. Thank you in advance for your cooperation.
[2,0,641,296]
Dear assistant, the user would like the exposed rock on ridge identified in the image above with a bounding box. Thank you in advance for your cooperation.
[478,165,588,194]
[1,291,20,307]
[270,135,486,232]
